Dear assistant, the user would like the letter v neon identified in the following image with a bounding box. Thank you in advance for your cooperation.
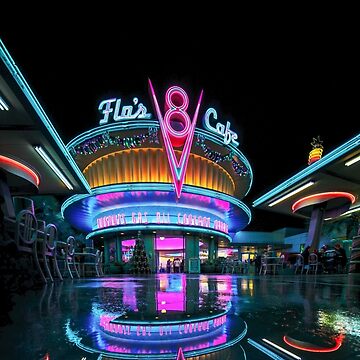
[148,79,203,198]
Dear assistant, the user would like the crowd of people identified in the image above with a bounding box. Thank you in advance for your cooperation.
[300,243,348,273]
[159,258,184,273]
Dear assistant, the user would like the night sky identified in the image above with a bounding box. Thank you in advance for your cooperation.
[1,27,357,231]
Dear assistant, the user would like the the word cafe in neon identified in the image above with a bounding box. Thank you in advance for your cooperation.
[61,80,253,272]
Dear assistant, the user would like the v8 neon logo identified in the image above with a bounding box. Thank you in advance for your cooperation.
[148,79,203,198]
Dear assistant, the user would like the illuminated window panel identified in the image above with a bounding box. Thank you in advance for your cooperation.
[83,148,235,195]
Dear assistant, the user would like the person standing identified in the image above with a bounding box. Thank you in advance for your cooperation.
[301,246,311,270]
[334,243,347,273]
[166,259,171,273]
[173,258,180,273]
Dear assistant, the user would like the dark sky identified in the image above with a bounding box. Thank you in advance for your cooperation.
[1,26,357,231]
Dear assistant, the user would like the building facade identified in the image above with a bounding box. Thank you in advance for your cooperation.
[61,82,253,272]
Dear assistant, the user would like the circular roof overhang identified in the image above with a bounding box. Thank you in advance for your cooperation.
[62,184,251,239]
[292,191,356,217]
[0,154,40,191]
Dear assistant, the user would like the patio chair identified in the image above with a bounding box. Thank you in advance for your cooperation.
[259,256,270,275]
[76,249,101,277]
[307,253,319,274]
[56,235,80,279]
[294,254,304,274]
[37,222,63,282]
[15,209,46,283]
[97,250,104,276]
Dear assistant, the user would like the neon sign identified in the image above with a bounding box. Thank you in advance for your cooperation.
[148,80,203,198]
[203,108,239,147]
[98,97,152,125]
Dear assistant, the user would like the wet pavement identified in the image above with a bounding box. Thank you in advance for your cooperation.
[0,273,359,359]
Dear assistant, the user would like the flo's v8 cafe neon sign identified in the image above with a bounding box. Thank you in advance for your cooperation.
[97,81,240,199]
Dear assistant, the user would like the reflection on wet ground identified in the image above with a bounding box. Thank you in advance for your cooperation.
[0,273,359,359]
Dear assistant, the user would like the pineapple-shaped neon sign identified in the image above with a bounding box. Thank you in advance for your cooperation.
[308,136,324,165]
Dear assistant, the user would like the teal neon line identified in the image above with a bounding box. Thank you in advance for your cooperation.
[253,133,360,207]
[0,39,91,193]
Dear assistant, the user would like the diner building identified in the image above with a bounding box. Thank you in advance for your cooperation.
[61,82,253,273]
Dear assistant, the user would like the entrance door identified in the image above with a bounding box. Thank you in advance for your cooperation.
[155,236,185,273]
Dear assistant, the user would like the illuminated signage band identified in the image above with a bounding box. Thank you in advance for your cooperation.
[95,211,229,234]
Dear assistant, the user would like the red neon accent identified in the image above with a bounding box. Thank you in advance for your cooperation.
[292,192,356,213]
[283,334,344,353]
[0,155,40,186]
[308,156,321,165]
[43,353,50,360]
[176,347,186,360]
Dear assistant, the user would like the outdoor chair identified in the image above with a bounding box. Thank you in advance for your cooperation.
[273,255,285,274]
[97,250,104,276]
[15,209,46,283]
[75,249,101,277]
[37,222,63,282]
[307,253,319,274]
[259,256,270,275]
[56,235,80,279]
[294,254,304,274]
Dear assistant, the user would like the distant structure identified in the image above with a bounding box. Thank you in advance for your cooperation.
[308,136,324,165]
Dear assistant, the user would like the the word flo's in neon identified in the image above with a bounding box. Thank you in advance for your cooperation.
[148,79,203,198]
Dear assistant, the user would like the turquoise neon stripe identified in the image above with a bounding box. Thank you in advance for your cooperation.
[0,39,91,193]
[253,134,360,207]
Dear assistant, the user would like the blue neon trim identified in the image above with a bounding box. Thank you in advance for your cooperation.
[85,224,232,241]
[253,133,360,207]
[65,123,253,195]
[0,39,92,193]
[61,183,252,224]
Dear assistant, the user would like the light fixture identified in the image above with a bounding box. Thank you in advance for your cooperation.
[34,146,73,190]
[268,181,315,207]
[0,96,9,111]
[345,154,360,166]
[341,206,360,216]
[262,338,301,360]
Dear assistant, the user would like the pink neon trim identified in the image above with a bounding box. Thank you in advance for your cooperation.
[283,334,344,353]
[148,79,203,198]
[292,192,356,213]
[0,155,40,186]
[176,347,185,360]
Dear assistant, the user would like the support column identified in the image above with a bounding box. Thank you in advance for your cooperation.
[143,233,155,272]
[104,241,110,266]
[208,237,218,262]
[115,235,123,264]
[305,203,326,250]
[185,235,199,273]
[0,171,15,218]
